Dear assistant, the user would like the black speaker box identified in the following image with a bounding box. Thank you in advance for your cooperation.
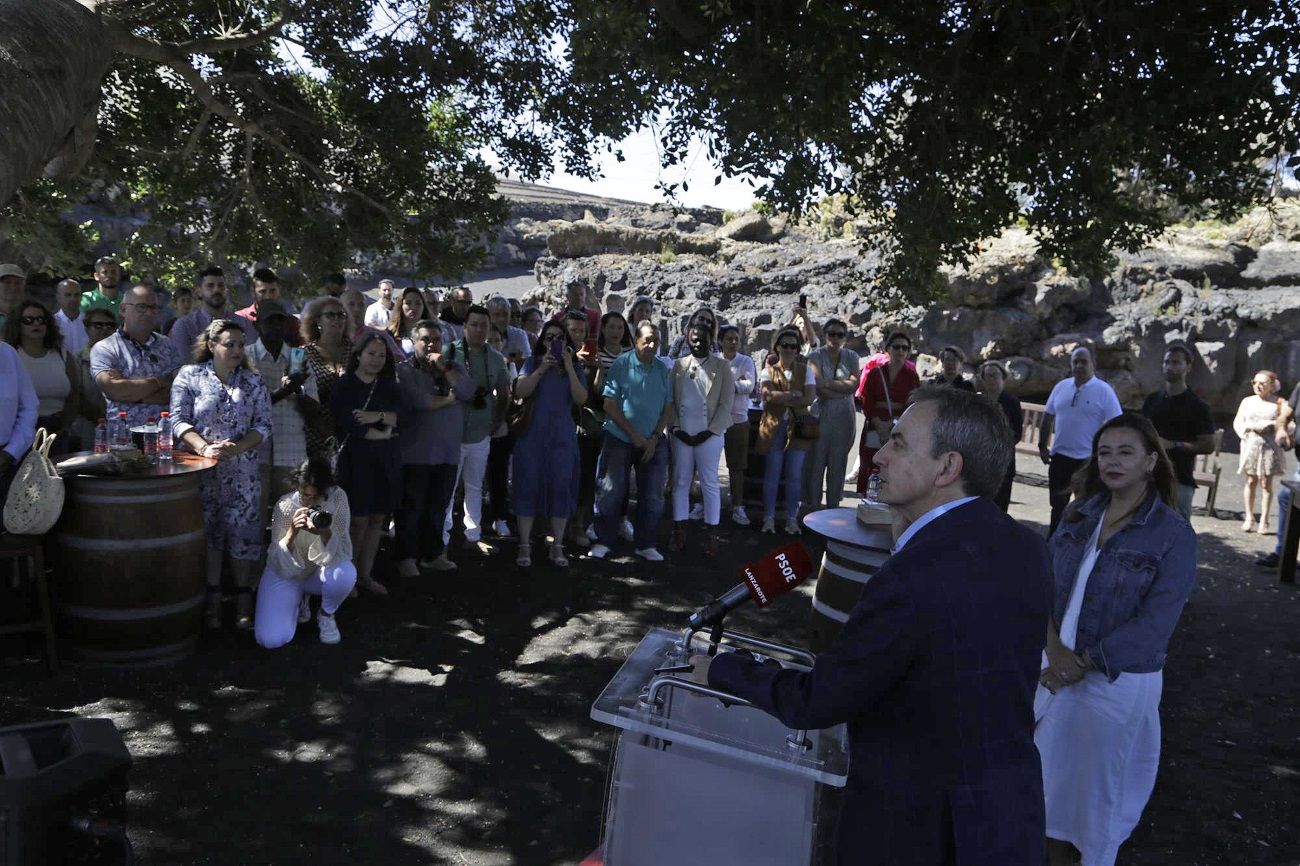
[0,718,131,866]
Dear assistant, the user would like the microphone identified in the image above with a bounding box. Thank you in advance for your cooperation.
[687,542,815,630]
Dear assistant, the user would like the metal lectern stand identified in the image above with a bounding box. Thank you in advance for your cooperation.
[590,627,849,866]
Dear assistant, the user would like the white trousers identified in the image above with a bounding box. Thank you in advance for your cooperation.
[671,434,725,525]
[444,437,491,544]
[254,562,357,649]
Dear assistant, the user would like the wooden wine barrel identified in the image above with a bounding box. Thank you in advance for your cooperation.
[51,454,216,667]
[801,508,893,652]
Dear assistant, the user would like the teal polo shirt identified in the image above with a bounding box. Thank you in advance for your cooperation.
[602,350,671,443]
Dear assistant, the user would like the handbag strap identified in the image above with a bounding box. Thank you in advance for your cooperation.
[335,378,379,458]
[878,366,895,422]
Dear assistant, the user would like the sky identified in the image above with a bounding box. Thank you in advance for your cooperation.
[483,126,765,211]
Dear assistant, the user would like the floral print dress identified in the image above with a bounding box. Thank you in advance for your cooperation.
[170,362,273,561]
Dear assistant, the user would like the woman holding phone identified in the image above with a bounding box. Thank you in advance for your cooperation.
[511,320,588,566]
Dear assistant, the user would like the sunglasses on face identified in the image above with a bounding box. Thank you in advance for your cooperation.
[778,342,799,350]
[320,311,346,320]
[87,321,116,330]
[20,315,50,325]
[889,343,911,351]
[125,303,160,312]
[826,331,846,339]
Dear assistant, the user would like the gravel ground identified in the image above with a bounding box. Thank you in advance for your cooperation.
[2,453,1298,865]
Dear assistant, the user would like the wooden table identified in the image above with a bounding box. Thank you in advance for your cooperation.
[1279,478,1300,585]
[52,452,218,666]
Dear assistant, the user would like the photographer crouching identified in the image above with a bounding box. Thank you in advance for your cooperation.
[254,456,357,647]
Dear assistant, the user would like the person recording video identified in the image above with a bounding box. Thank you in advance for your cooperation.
[691,387,1053,865]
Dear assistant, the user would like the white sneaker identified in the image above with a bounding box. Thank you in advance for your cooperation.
[784,518,802,536]
[619,518,635,541]
[761,517,776,534]
[317,611,340,644]
[845,468,859,485]
[423,553,458,571]
[636,547,665,562]
[732,506,751,526]
[297,595,312,624]
[587,544,611,560]
[688,503,705,521]
[493,520,512,538]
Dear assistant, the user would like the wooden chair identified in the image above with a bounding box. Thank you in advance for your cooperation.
[0,533,58,672]
[1016,402,1048,457]
[1193,428,1225,518]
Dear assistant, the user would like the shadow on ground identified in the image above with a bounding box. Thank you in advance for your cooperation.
[3,476,1299,864]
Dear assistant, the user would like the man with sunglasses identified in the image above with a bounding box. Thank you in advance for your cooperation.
[1039,345,1123,533]
[90,284,184,429]
[64,307,118,446]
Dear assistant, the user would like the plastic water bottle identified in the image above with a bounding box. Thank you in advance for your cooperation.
[143,416,159,460]
[157,412,173,462]
[866,467,882,503]
[111,411,131,451]
[93,418,108,454]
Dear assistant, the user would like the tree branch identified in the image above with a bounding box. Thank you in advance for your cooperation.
[161,56,392,218]
[109,2,288,59]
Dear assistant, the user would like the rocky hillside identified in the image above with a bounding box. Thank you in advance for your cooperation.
[521,201,1300,414]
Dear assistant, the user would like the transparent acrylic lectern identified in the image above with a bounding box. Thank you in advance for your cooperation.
[590,627,849,866]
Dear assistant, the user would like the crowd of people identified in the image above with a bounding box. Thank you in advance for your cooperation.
[0,257,1296,865]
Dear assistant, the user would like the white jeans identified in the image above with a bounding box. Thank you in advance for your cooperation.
[254,561,357,649]
[671,433,725,525]
[444,437,491,544]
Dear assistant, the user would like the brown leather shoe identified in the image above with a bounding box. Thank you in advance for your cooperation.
[670,522,687,552]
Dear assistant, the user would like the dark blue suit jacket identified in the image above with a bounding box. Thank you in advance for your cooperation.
[710,497,1052,865]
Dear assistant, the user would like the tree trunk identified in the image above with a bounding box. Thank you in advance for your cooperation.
[0,0,113,205]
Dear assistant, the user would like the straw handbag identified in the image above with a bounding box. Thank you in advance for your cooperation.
[3,429,65,535]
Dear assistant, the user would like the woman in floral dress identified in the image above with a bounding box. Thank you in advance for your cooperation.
[171,318,272,629]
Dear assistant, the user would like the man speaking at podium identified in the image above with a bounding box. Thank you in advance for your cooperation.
[693,387,1052,865]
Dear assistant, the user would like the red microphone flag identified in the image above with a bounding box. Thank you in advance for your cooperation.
[740,542,815,607]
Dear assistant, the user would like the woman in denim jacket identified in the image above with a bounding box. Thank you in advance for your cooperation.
[1036,413,1197,866]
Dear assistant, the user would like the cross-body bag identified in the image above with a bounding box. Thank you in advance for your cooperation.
[864,366,896,449]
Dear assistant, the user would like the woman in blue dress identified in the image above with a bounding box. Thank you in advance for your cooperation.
[170,318,273,629]
[511,319,587,567]
[331,331,402,596]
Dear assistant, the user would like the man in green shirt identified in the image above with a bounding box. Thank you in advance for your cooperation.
[80,256,124,317]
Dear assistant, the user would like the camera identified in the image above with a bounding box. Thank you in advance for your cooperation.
[304,507,332,530]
